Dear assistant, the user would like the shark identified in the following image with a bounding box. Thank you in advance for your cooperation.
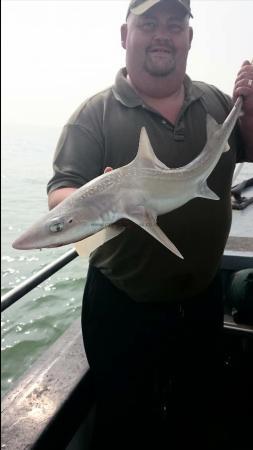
[12,97,243,259]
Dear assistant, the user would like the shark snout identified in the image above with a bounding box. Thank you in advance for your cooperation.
[12,232,38,250]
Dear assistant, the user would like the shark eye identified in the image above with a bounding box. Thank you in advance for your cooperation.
[49,220,65,233]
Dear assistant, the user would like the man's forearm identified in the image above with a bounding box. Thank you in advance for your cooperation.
[48,187,77,210]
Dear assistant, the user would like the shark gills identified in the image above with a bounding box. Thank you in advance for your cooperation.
[12,98,242,259]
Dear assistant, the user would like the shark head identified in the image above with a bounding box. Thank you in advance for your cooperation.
[12,200,108,250]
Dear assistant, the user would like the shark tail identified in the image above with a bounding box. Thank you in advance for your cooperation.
[206,113,230,153]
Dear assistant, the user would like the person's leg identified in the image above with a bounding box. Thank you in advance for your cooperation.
[174,272,225,449]
[81,266,171,449]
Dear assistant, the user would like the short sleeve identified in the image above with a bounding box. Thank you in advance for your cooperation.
[47,100,105,194]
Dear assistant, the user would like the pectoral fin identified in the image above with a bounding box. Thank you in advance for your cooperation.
[127,208,184,259]
[75,224,125,257]
[144,222,184,259]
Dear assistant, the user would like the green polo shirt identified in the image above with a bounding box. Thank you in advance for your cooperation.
[47,68,244,303]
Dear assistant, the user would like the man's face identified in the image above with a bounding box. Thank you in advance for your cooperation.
[121,1,193,81]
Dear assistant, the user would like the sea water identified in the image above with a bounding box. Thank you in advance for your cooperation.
[1,124,253,398]
[1,124,89,397]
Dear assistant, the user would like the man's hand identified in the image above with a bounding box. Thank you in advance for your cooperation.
[233,60,253,115]
[104,166,113,173]
[233,60,253,161]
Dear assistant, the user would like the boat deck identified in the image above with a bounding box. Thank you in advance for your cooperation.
[227,184,253,254]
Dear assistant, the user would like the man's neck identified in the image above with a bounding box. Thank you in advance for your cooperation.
[127,74,185,124]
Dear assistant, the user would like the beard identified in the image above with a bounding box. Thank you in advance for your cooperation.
[144,47,176,77]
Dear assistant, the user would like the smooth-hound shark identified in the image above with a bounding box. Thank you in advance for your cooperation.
[12,97,243,259]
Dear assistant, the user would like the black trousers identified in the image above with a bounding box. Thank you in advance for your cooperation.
[82,266,224,450]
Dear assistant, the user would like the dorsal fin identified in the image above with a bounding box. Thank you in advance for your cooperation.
[132,127,170,170]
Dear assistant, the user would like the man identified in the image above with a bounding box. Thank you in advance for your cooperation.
[47,1,253,448]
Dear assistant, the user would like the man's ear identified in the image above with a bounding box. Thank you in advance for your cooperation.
[188,26,193,49]
[121,24,127,49]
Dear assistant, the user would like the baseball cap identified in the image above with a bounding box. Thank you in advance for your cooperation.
[127,0,193,18]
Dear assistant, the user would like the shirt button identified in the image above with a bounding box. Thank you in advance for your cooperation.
[162,120,167,125]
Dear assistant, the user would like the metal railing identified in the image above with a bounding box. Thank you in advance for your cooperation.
[2,247,253,335]
[1,248,78,312]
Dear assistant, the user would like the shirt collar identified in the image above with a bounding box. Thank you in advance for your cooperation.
[112,68,204,108]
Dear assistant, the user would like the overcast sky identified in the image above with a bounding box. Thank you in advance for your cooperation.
[2,0,253,128]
